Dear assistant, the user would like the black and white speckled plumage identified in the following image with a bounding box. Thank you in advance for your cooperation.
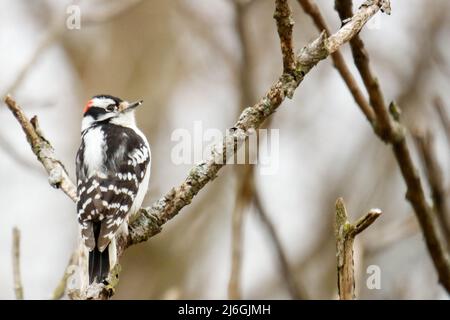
[76,124,150,250]
[76,95,150,283]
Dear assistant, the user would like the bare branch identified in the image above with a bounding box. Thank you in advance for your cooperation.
[335,198,381,300]
[414,131,450,244]
[4,96,77,202]
[12,227,24,300]
[228,167,253,300]
[128,0,387,253]
[227,1,254,299]
[254,190,307,299]
[274,0,296,73]
[435,96,450,145]
[52,252,78,300]
[334,0,450,292]
[4,0,387,299]
[297,0,375,124]
[335,0,393,140]
[352,209,382,236]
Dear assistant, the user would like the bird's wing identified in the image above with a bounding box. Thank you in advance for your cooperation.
[77,144,150,252]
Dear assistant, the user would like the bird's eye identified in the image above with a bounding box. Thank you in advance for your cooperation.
[106,104,116,112]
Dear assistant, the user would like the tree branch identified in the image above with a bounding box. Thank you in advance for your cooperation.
[4,96,77,202]
[335,198,381,300]
[414,131,450,244]
[335,0,393,140]
[274,0,296,73]
[227,1,255,299]
[335,0,450,293]
[12,227,24,300]
[52,251,78,300]
[254,190,306,299]
[435,96,450,146]
[228,168,252,299]
[297,0,375,124]
[4,0,387,299]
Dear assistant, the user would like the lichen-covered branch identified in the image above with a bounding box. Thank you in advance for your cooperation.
[335,0,450,293]
[127,0,388,254]
[4,0,387,299]
[4,96,77,202]
[335,198,381,300]
[12,227,24,300]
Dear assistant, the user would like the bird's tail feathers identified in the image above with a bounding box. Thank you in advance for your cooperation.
[88,223,110,284]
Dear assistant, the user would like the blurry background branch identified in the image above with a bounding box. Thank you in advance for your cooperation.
[4,0,392,299]
[228,0,305,300]
[335,198,381,300]
[254,190,306,298]
[435,97,450,146]
[334,0,450,292]
[297,0,375,123]
[12,227,24,300]
[52,252,78,300]
[414,130,450,244]
[2,0,145,99]
[227,0,255,300]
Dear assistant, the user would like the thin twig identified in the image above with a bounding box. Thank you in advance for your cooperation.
[335,0,393,141]
[52,251,79,300]
[335,0,450,292]
[414,131,450,244]
[12,227,24,300]
[228,168,253,299]
[297,0,375,124]
[5,1,387,299]
[274,0,296,73]
[335,198,381,300]
[227,1,254,299]
[254,190,306,299]
[228,0,305,299]
[435,97,450,145]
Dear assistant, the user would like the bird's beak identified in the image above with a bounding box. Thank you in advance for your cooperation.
[119,100,143,113]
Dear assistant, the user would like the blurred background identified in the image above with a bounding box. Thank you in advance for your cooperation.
[0,0,449,299]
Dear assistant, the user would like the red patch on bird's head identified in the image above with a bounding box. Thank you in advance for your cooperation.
[83,99,94,114]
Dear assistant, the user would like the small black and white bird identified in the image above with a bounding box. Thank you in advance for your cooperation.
[76,95,151,285]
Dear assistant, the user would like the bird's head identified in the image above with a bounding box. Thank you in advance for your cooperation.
[81,95,143,131]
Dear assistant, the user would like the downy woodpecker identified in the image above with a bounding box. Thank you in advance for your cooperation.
[76,95,151,285]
